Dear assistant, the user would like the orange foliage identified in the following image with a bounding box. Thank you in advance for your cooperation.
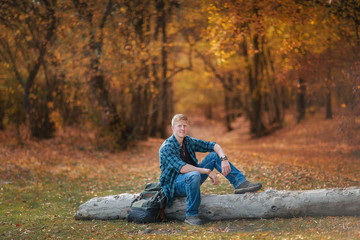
[1,111,359,192]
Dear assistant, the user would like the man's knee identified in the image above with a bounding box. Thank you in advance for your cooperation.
[208,152,219,159]
[206,152,220,163]
[185,171,201,185]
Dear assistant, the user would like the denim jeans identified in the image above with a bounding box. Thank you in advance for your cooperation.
[174,152,247,216]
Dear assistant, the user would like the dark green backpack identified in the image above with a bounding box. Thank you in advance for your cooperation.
[127,182,167,224]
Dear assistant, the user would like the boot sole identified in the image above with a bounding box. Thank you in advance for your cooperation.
[184,219,203,226]
[234,184,262,194]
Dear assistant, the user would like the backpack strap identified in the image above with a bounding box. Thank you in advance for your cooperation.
[156,198,167,222]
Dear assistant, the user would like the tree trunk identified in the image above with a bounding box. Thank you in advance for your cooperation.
[127,0,152,140]
[297,78,306,123]
[262,43,285,130]
[224,90,233,131]
[326,70,333,119]
[0,92,4,130]
[158,0,170,139]
[28,92,55,139]
[326,89,332,119]
[250,34,266,137]
[73,0,130,147]
[242,35,266,137]
[74,188,360,221]
[17,1,57,139]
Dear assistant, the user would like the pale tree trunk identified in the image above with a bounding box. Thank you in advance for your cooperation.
[74,188,360,221]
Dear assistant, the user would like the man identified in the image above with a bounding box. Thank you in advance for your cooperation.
[159,114,262,226]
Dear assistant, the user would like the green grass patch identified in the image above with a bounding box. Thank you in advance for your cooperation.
[1,173,359,240]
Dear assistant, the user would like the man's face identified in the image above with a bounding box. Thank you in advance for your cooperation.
[172,120,188,140]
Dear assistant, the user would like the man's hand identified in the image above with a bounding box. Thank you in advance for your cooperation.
[208,171,219,185]
[221,160,231,177]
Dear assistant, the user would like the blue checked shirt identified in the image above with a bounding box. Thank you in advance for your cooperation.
[159,134,216,207]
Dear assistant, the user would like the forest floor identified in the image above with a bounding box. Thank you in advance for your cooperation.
[0,110,359,239]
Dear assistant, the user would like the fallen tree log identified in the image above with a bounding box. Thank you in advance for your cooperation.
[74,187,360,221]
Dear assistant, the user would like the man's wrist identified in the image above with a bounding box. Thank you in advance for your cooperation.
[206,169,211,175]
[220,155,228,161]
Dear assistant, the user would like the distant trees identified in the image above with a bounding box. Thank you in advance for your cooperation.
[107,0,192,140]
[204,0,289,136]
[201,0,359,136]
[0,0,359,146]
[0,0,58,138]
[0,0,193,147]
[71,0,131,147]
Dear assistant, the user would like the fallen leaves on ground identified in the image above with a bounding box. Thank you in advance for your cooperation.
[0,113,359,239]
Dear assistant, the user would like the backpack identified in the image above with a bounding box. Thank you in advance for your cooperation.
[127,182,167,224]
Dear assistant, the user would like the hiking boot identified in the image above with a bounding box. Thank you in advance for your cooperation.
[234,181,262,194]
[184,216,203,226]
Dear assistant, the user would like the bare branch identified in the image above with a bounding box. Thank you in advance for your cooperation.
[195,48,229,87]
[97,0,113,54]
[23,1,57,114]
[165,43,193,81]
[0,38,25,87]
[99,0,112,30]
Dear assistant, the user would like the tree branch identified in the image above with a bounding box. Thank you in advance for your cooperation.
[97,0,113,54]
[165,43,193,81]
[99,0,112,30]
[195,48,233,90]
[0,39,25,87]
[23,0,57,114]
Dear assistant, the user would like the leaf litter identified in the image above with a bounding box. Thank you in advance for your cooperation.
[0,114,359,239]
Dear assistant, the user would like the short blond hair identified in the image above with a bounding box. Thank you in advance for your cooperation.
[171,114,189,126]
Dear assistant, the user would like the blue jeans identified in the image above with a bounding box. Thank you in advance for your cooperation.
[174,152,247,216]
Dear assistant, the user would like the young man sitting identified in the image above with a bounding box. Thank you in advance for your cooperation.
[159,114,262,225]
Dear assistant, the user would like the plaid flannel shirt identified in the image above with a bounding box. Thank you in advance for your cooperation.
[159,134,216,207]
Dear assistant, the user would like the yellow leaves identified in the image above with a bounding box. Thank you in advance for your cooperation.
[341,104,346,108]
[29,93,37,100]
[19,14,27,21]
[49,110,63,129]
[1,111,360,238]
[2,62,11,69]
[25,35,32,42]
[47,101,54,109]
[54,51,61,62]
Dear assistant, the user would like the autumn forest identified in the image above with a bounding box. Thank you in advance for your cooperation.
[0,0,358,145]
[0,0,360,239]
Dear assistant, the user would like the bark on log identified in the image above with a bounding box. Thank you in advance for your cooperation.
[74,188,360,221]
